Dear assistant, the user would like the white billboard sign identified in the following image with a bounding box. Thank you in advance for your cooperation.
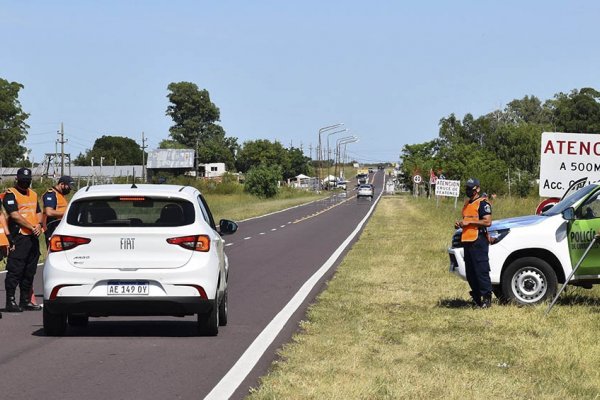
[435,179,460,198]
[539,132,600,197]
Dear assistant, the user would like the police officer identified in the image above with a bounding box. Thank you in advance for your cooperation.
[42,175,73,247]
[2,168,43,312]
[455,178,493,308]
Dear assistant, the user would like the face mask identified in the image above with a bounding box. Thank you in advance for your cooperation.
[62,187,71,195]
[465,187,475,197]
[17,180,31,190]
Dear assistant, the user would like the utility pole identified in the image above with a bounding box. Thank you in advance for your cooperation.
[57,122,67,176]
[141,132,148,182]
[100,156,105,183]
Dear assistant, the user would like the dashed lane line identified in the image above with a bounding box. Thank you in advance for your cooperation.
[293,194,357,223]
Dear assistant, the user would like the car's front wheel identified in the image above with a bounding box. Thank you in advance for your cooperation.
[198,294,219,336]
[501,257,557,305]
[43,307,67,336]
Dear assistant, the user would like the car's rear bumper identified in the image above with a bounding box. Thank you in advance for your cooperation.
[44,296,214,317]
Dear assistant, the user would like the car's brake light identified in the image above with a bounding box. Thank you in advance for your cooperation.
[166,235,210,252]
[49,284,79,300]
[49,235,91,253]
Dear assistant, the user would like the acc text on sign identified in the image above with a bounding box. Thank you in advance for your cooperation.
[540,132,600,197]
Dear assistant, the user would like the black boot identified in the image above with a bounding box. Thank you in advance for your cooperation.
[481,295,492,309]
[469,291,481,308]
[20,291,42,311]
[5,296,23,313]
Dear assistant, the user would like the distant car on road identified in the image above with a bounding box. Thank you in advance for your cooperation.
[336,180,347,190]
[43,184,238,336]
[357,184,374,200]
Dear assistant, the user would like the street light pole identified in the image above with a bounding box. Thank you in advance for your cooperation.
[317,123,344,190]
[326,128,347,182]
[335,136,358,179]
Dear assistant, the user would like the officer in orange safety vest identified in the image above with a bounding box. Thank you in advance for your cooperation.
[42,175,74,248]
[2,168,43,312]
[455,177,493,308]
[0,197,10,319]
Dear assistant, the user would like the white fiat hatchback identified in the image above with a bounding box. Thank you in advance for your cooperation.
[43,184,237,336]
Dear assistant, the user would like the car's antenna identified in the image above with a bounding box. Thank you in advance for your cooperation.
[131,167,138,189]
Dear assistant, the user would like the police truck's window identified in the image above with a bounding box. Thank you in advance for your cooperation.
[66,197,195,227]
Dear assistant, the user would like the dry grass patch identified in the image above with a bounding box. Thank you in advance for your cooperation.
[248,195,600,400]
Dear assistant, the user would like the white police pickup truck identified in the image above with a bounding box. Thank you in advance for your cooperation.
[448,183,600,305]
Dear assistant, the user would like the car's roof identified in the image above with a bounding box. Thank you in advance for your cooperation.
[72,184,199,201]
[359,184,372,188]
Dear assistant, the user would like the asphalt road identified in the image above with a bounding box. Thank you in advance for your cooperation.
[0,170,386,400]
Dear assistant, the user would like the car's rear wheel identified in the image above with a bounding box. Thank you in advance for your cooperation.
[43,307,67,336]
[198,293,219,336]
[218,288,228,326]
[68,313,89,327]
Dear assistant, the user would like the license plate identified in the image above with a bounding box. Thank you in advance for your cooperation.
[107,281,149,295]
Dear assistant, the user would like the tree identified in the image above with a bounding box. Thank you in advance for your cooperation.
[287,147,313,178]
[244,164,282,198]
[0,78,29,165]
[547,88,600,133]
[165,82,237,169]
[236,139,290,173]
[159,139,188,149]
[73,135,145,166]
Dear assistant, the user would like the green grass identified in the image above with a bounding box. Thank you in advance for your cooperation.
[246,194,600,400]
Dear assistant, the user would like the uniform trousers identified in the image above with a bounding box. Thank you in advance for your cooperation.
[5,234,40,299]
[463,234,492,298]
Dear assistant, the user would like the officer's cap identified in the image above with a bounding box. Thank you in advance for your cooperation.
[466,177,480,188]
[16,167,32,181]
[58,175,74,186]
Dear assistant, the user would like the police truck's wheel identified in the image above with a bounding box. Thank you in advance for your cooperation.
[218,288,228,326]
[502,257,557,305]
[43,307,67,336]
[198,292,219,336]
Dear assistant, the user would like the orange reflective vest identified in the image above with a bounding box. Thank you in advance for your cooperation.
[0,193,8,247]
[461,197,485,242]
[6,187,39,235]
[42,188,68,230]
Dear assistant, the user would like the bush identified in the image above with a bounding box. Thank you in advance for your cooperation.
[244,164,282,198]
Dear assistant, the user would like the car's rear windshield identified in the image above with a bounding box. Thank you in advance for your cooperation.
[66,196,195,227]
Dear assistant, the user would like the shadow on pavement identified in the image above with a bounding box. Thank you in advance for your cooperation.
[31,319,203,338]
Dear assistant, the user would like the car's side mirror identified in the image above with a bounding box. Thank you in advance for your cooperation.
[219,219,238,235]
[562,207,575,221]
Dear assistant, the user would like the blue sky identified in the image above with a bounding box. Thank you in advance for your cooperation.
[2,1,600,165]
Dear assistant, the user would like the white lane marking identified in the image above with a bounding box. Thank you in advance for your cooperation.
[259,232,266,235]
[225,243,233,247]
[244,237,252,240]
[271,228,277,231]
[287,222,292,224]
[204,174,384,400]
[280,225,286,228]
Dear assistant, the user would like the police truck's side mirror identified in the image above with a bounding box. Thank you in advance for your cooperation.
[562,207,575,221]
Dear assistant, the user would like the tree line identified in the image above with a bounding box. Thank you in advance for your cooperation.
[399,87,600,196]
[0,78,314,188]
